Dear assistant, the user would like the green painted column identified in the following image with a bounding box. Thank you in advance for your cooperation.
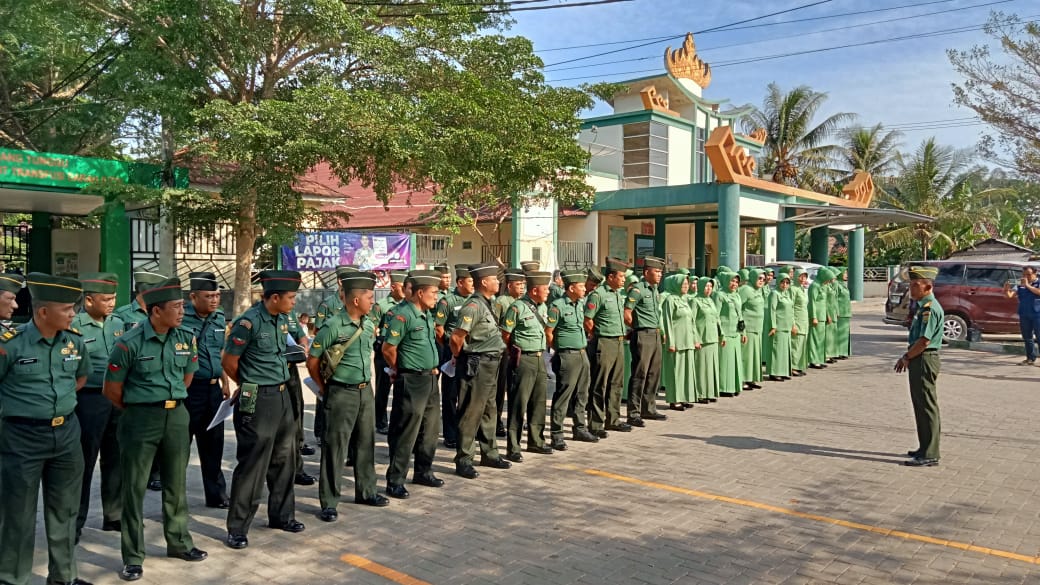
[28,212,52,274]
[810,227,830,266]
[100,200,131,305]
[777,207,797,261]
[510,203,521,266]
[717,183,741,270]
[694,220,706,275]
[849,226,865,301]
[653,215,666,258]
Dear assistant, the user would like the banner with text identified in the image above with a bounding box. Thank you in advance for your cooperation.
[282,231,411,272]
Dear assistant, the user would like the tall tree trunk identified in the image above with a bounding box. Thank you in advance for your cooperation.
[233,193,258,316]
[921,231,928,261]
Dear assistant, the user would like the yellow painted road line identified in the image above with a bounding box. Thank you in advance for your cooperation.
[341,554,434,585]
[576,466,1040,566]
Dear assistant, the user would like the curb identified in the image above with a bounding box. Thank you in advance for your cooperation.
[946,339,1026,356]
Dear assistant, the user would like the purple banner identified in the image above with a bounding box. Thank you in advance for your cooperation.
[281,231,411,272]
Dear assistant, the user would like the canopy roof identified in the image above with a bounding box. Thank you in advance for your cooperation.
[781,204,934,228]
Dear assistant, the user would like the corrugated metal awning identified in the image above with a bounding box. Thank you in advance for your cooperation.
[781,204,934,227]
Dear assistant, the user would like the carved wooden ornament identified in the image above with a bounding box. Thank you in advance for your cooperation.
[665,33,712,89]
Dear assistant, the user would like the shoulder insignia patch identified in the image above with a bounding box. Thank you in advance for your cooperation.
[466,302,477,308]
[238,319,252,330]
[463,316,473,323]
[312,341,322,348]
[587,302,596,310]
[436,312,445,319]
[922,302,932,308]
[108,363,120,372]
[396,315,406,322]
[505,319,514,327]
[390,330,400,337]
[70,327,80,334]
[114,330,123,337]
[232,337,247,346]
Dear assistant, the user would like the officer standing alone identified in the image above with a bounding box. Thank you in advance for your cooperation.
[895,266,944,467]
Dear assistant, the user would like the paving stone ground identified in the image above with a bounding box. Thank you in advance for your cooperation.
[27,299,1040,584]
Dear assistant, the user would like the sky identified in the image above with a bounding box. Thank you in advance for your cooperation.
[504,0,1028,155]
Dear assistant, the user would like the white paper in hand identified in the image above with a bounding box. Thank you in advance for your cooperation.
[440,359,455,378]
[207,397,235,431]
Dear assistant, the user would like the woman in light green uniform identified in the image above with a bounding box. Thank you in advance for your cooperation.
[738,269,765,391]
[766,274,795,381]
[690,276,719,403]
[825,269,840,363]
[790,269,810,376]
[660,273,696,410]
[807,266,832,369]
[715,271,745,397]
[835,267,853,358]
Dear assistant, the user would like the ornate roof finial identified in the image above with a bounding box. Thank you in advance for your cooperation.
[665,33,712,89]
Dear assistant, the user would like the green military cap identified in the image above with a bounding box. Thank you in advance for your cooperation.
[340,271,377,291]
[80,272,119,294]
[407,270,441,288]
[140,277,183,306]
[561,270,585,286]
[586,267,605,284]
[389,270,408,284]
[27,273,82,303]
[258,269,302,293]
[433,263,450,275]
[504,268,525,283]
[908,265,938,280]
[605,257,629,275]
[454,264,471,279]
[189,271,219,291]
[335,265,359,279]
[468,263,498,280]
[641,256,665,270]
[0,272,25,295]
[525,271,552,287]
[520,260,540,272]
[133,271,167,293]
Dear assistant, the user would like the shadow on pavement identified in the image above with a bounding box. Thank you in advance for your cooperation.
[661,434,903,464]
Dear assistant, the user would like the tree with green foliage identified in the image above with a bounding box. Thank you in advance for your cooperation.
[830,123,903,185]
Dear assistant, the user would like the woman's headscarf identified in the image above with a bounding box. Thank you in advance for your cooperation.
[749,268,764,289]
[697,276,714,298]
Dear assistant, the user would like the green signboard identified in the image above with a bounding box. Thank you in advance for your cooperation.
[0,148,129,189]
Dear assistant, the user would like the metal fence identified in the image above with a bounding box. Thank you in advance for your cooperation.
[863,266,889,281]
[482,244,511,264]
[414,234,450,266]
[558,240,593,270]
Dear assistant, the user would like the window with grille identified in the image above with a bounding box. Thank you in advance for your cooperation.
[623,121,668,188]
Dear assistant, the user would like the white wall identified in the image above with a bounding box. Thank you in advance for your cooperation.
[667,126,692,185]
[580,126,623,178]
[664,223,694,269]
[587,173,620,192]
[52,228,99,277]
[516,199,556,271]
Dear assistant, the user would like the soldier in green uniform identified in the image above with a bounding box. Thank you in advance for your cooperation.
[449,263,511,479]
[547,270,566,305]
[896,266,944,467]
[222,270,306,550]
[546,270,599,451]
[382,270,444,499]
[306,271,389,523]
[311,265,357,445]
[493,268,525,437]
[104,278,208,581]
[624,256,667,426]
[790,269,811,376]
[584,267,604,297]
[374,270,409,435]
[0,274,92,585]
[0,273,23,331]
[436,265,473,449]
[181,272,231,509]
[585,258,632,436]
[500,271,553,462]
[807,267,832,369]
[835,267,853,359]
[738,269,766,391]
[434,263,451,295]
[284,307,316,487]
[73,273,125,542]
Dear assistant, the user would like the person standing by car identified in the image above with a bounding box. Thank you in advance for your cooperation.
[1003,265,1040,365]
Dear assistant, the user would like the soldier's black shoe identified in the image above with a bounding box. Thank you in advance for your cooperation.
[904,457,939,467]
[506,452,524,463]
[206,498,230,509]
[552,439,568,451]
[167,547,208,562]
[375,424,389,435]
[626,418,646,427]
[496,422,507,437]
[747,383,762,390]
[669,403,686,411]
[225,533,248,549]
[573,429,599,443]
[456,465,480,479]
[413,473,444,488]
[319,508,338,522]
[344,459,355,467]
[147,479,162,491]
[119,565,143,581]
[592,429,609,439]
[102,520,122,532]
[358,495,389,507]
[809,364,826,369]
[48,579,94,585]
[444,439,458,449]
[300,444,316,456]
[826,359,838,364]
[526,446,553,455]
[907,450,922,458]
[606,422,633,432]
[270,520,306,533]
[643,412,668,420]
[480,457,512,469]
[294,473,316,486]
[386,483,410,499]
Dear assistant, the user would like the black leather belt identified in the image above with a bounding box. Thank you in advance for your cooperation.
[556,348,585,354]
[331,381,370,390]
[4,413,74,427]
[399,368,438,376]
[80,386,104,394]
[258,383,287,394]
[520,351,543,358]
[635,327,658,332]
[131,400,183,409]
[923,349,938,353]
[190,378,220,385]
[594,335,624,340]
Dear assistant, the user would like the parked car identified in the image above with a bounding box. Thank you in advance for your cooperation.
[884,260,1025,340]
[763,261,823,286]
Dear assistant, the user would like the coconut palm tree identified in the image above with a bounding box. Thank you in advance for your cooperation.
[742,83,855,190]
[830,123,903,184]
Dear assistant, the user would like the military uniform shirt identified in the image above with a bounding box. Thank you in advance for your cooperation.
[224,301,290,386]
[113,300,148,331]
[0,322,90,418]
[624,279,661,330]
[313,293,343,331]
[181,305,225,381]
[546,296,587,350]
[105,320,199,403]
[548,283,566,306]
[72,311,125,389]
[584,284,626,337]
[435,288,468,333]
[309,312,374,385]
[384,301,439,371]
[909,293,944,350]
[500,297,547,352]
[493,294,519,324]
[456,294,506,353]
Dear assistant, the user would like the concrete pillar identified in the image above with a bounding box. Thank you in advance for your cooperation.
[100,200,131,305]
[849,226,865,301]
[810,227,830,266]
[28,212,52,274]
[654,215,666,258]
[777,208,797,261]
[694,220,706,275]
[761,226,777,264]
[717,183,741,270]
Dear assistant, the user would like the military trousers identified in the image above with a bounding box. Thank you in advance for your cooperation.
[0,415,83,585]
[454,353,503,467]
[227,384,297,535]
[627,329,662,420]
[118,403,194,564]
[507,352,547,456]
[588,336,625,431]
[286,365,306,474]
[908,351,941,460]
[495,353,511,427]
[76,388,122,535]
[386,371,441,485]
[186,378,228,507]
[550,349,590,439]
[374,355,392,429]
[320,381,377,510]
[440,345,460,445]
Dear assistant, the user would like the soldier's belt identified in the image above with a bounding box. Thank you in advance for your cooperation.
[4,413,74,427]
[399,368,438,376]
[79,386,104,394]
[593,335,625,340]
[257,383,288,394]
[330,381,370,390]
[634,327,659,332]
[519,351,543,358]
[556,348,585,354]
[133,399,183,409]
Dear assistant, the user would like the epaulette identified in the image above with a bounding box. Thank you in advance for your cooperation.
[922,302,932,308]
[0,329,17,342]
[68,327,82,336]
